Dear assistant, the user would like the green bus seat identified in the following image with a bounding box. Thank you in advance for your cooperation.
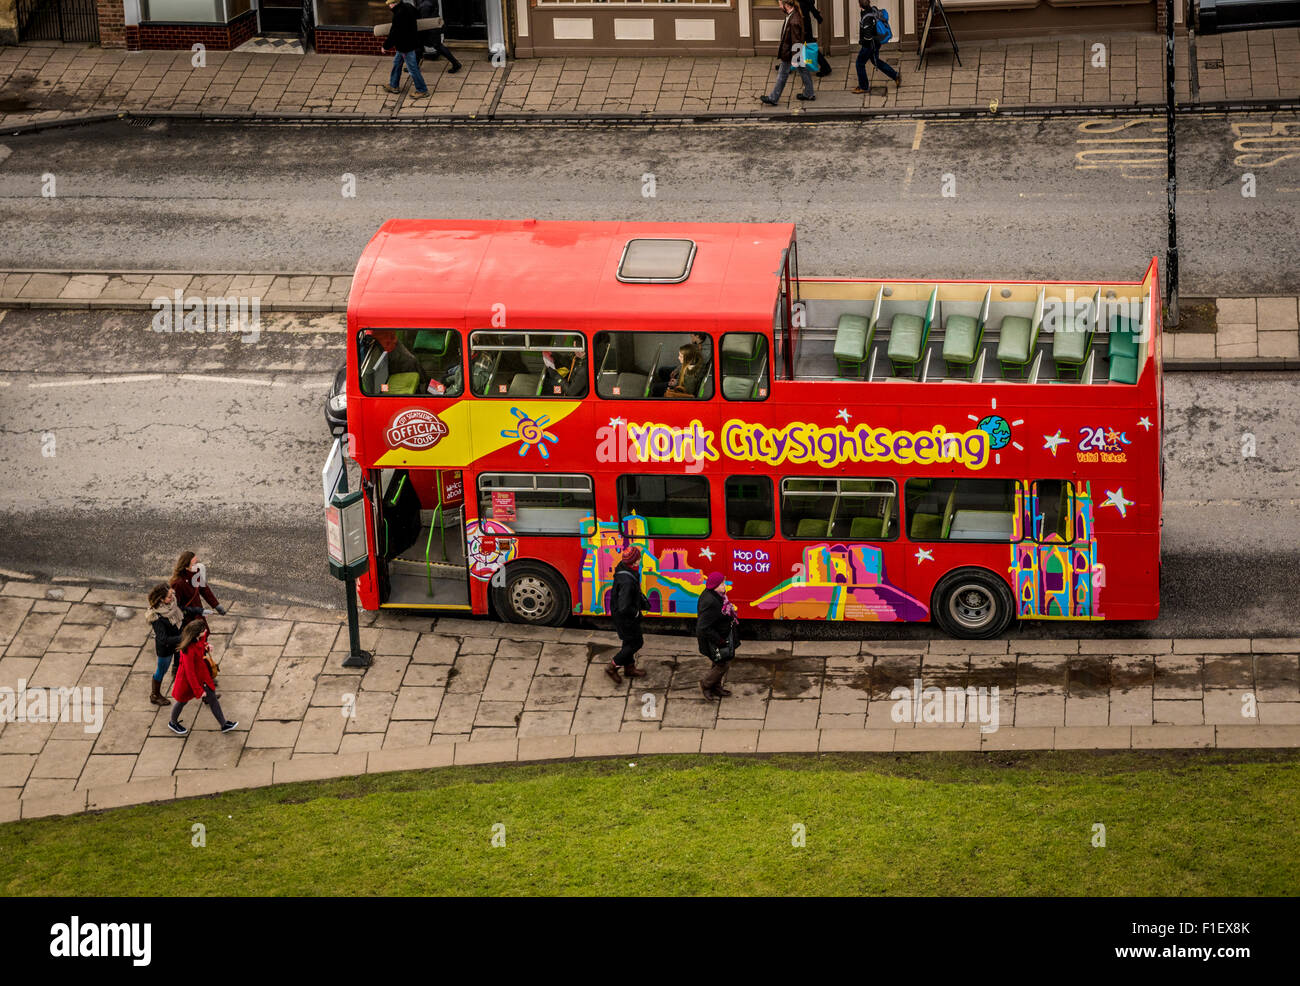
[614,372,649,398]
[834,314,873,378]
[1108,355,1139,384]
[386,372,421,395]
[850,516,884,540]
[887,287,937,378]
[742,519,774,537]
[910,512,943,540]
[1108,313,1140,361]
[413,329,450,355]
[996,316,1035,374]
[507,373,544,396]
[796,518,829,539]
[942,314,982,377]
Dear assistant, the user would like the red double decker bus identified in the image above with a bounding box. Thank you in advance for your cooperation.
[342,219,1162,638]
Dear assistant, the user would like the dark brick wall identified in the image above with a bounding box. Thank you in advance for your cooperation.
[130,8,257,51]
[97,0,127,48]
[315,27,388,56]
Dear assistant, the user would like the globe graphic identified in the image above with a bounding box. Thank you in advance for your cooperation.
[977,414,1012,450]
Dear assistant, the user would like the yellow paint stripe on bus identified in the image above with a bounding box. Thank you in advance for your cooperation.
[374,400,582,468]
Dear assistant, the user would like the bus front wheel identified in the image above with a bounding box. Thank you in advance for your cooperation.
[932,568,1015,640]
[492,561,571,628]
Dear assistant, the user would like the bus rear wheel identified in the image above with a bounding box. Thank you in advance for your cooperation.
[932,568,1015,640]
[492,561,570,628]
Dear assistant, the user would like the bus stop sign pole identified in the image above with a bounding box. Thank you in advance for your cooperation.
[1165,0,1179,329]
[324,438,373,669]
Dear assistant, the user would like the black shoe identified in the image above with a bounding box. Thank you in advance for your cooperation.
[796,93,815,101]
[167,720,188,736]
[221,720,239,733]
[713,686,733,698]
[759,95,777,106]
[700,681,718,702]
[448,62,462,74]
[605,661,623,684]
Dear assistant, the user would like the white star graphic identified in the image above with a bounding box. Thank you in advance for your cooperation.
[1042,430,1069,456]
[608,417,626,428]
[698,546,714,561]
[836,408,852,423]
[1101,488,1134,518]
[914,548,934,564]
[1137,416,1153,432]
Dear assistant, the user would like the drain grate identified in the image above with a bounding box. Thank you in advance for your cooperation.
[127,116,156,127]
[1202,59,1224,69]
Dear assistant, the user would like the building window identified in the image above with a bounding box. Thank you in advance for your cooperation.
[617,474,710,538]
[719,332,769,401]
[141,0,224,21]
[594,331,714,400]
[905,478,1018,542]
[781,478,898,541]
[477,474,594,535]
[469,331,588,398]
[358,329,464,397]
[725,476,774,539]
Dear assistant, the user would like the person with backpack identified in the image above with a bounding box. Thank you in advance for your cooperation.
[761,0,816,105]
[696,573,740,701]
[798,0,832,79]
[606,545,650,683]
[854,0,900,94]
[416,0,462,75]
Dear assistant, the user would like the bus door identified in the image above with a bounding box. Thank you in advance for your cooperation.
[373,467,471,610]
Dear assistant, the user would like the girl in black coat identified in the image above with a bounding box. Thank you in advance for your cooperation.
[696,572,739,701]
[607,545,650,682]
[146,583,183,707]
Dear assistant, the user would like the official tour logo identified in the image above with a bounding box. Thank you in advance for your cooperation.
[386,408,449,451]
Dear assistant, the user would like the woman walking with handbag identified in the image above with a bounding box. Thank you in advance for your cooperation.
[696,572,739,701]
[145,583,183,707]
[167,620,238,737]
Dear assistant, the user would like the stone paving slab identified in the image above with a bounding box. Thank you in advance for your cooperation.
[0,576,1296,821]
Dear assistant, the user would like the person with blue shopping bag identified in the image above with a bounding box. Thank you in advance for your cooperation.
[761,0,816,105]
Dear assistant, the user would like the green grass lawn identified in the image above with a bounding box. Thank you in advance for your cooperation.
[3,751,1297,896]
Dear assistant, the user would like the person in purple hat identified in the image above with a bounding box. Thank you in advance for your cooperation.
[696,572,739,701]
[607,544,650,683]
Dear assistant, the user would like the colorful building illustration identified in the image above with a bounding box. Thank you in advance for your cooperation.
[1008,481,1105,618]
[579,514,710,616]
[751,543,928,622]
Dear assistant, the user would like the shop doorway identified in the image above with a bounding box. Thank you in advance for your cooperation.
[441,0,486,41]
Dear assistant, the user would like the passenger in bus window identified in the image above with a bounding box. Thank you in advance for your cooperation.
[369,330,427,393]
[606,545,650,682]
[692,333,712,373]
[659,342,704,398]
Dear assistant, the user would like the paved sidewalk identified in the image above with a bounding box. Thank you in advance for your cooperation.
[1,30,1298,130]
[1,577,1296,822]
[1,271,1296,368]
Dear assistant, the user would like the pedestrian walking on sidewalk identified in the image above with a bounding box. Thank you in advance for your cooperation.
[761,0,816,105]
[607,544,650,683]
[853,0,900,94]
[145,583,182,707]
[170,550,225,627]
[167,620,237,736]
[696,572,740,701]
[383,0,430,99]
[417,0,462,74]
[799,0,833,79]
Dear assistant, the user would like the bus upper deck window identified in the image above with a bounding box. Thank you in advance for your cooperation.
[469,331,588,399]
[359,329,463,397]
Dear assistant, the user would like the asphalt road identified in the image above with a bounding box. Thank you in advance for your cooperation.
[0,307,1296,639]
[1,113,1299,295]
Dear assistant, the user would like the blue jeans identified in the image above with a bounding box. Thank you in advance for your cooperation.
[390,50,428,94]
[769,60,814,101]
[856,43,899,88]
[153,653,173,683]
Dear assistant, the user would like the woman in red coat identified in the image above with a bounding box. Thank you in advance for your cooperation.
[170,550,226,626]
[168,620,238,736]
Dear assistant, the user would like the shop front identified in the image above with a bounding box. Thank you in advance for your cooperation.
[313,0,504,53]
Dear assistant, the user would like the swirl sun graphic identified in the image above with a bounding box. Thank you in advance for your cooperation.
[501,407,559,459]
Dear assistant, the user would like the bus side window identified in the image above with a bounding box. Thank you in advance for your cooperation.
[725,476,774,538]
[720,333,770,401]
[359,329,463,397]
[1032,480,1074,542]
